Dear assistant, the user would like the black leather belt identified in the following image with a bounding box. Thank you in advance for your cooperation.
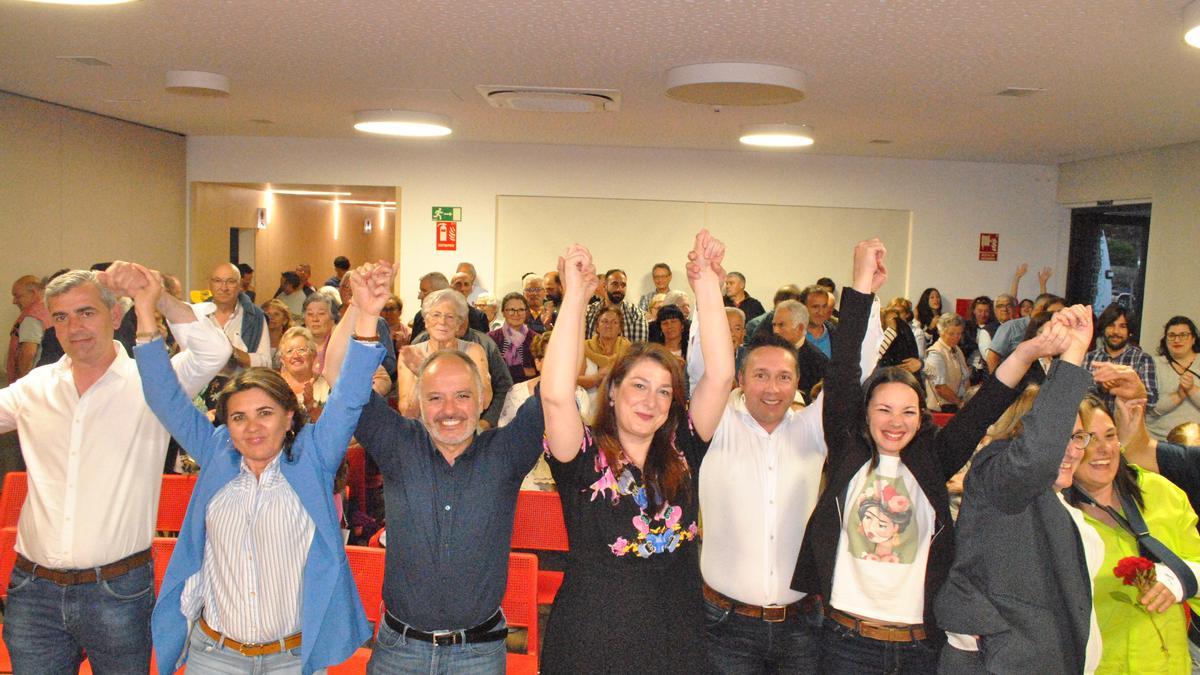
[383,609,507,646]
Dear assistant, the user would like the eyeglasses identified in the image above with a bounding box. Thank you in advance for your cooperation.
[1167,332,1194,341]
[209,278,239,287]
[381,305,400,313]
[282,346,312,357]
[1069,431,1095,449]
[426,311,459,323]
[503,307,527,314]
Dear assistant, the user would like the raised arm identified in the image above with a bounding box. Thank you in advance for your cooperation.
[1010,263,1028,298]
[541,245,598,463]
[685,229,734,441]
[309,263,389,471]
[103,261,231,396]
[1115,395,1160,473]
[824,239,889,442]
[1037,266,1052,295]
[967,306,1093,513]
[322,261,393,387]
[123,264,221,465]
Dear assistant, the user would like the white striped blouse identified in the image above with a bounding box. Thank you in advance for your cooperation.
[180,453,315,644]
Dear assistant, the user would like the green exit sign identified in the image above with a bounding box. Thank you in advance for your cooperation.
[432,206,461,221]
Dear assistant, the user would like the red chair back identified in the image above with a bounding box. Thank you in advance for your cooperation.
[346,444,367,512]
[156,474,198,533]
[511,490,569,552]
[1,471,28,528]
[151,537,177,594]
[0,526,18,599]
[345,544,386,626]
[502,552,539,672]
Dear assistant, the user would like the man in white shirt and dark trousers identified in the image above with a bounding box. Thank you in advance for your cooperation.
[0,264,230,673]
[691,312,881,672]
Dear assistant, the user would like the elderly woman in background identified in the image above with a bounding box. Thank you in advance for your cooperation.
[1147,316,1200,441]
[725,306,746,347]
[380,294,411,349]
[489,292,538,384]
[278,326,330,421]
[474,293,501,330]
[302,293,339,373]
[394,287,492,417]
[935,307,1105,673]
[925,312,970,412]
[261,298,292,366]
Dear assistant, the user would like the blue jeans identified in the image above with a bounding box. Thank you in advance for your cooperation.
[2,560,154,675]
[703,599,821,673]
[185,623,318,674]
[366,615,506,675]
[820,617,939,675]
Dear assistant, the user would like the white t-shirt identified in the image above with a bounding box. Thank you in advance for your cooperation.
[829,454,935,624]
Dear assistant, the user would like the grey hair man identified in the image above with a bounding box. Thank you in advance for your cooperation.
[0,264,230,672]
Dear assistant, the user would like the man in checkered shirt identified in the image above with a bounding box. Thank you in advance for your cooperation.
[1084,303,1158,408]
[584,268,648,343]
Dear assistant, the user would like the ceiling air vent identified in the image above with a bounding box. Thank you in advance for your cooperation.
[57,56,111,67]
[995,87,1046,98]
[476,85,620,113]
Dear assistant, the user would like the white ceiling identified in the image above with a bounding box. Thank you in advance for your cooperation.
[2,0,1198,164]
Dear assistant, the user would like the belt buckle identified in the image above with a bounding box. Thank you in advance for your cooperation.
[431,630,459,647]
[762,605,787,623]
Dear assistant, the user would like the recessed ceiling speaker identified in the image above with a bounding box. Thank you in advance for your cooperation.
[165,70,230,97]
[665,62,806,106]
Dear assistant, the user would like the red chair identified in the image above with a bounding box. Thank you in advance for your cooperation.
[346,445,367,513]
[0,472,28,528]
[151,537,177,595]
[511,490,569,605]
[329,545,386,673]
[367,528,386,548]
[931,412,955,428]
[502,552,539,675]
[156,474,198,533]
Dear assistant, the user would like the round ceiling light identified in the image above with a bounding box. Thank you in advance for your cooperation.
[666,62,806,106]
[739,124,815,148]
[21,0,139,4]
[353,110,452,137]
[165,70,230,96]
[1186,1,1200,48]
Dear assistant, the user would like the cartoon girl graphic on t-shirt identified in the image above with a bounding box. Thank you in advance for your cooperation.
[848,475,915,563]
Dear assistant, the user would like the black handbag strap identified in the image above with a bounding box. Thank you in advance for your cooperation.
[1071,486,1198,599]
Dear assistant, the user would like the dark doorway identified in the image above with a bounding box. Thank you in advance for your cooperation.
[1065,203,1151,343]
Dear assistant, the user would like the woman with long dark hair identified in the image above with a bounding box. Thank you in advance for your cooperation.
[791,240,1047,673]
[915,287,943,345]
[539,231,733,673]
[1148,315,1200,440]
[133,262,391,673]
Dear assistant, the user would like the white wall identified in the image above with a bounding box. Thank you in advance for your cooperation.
[0,92,186,368]
[1059,141,1200,340]
[188,137,1068,317]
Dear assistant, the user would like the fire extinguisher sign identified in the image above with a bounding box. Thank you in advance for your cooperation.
[432,206,461,251]
[436,221,457,251]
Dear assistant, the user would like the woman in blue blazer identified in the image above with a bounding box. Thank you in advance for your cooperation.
[133,262,392,674]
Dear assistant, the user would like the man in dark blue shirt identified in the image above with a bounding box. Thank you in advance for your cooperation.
[324,267,544,674]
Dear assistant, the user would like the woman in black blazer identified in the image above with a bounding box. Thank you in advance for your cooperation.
[791,240,1055,674]
[934,306,1100,674]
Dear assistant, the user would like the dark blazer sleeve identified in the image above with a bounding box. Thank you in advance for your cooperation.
[823,288,874,471]
[931,369,1020,482]
[966,361,1093,514]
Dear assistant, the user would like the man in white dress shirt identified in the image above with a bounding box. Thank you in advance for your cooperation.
[206,262,271,377]
[0,264,230,673]
[693,312,881,672]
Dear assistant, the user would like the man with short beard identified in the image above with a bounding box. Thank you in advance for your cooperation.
[322,263,548,674]
[688,296,882,673]
[582,268,648,342]
[1084,303,1158,407]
